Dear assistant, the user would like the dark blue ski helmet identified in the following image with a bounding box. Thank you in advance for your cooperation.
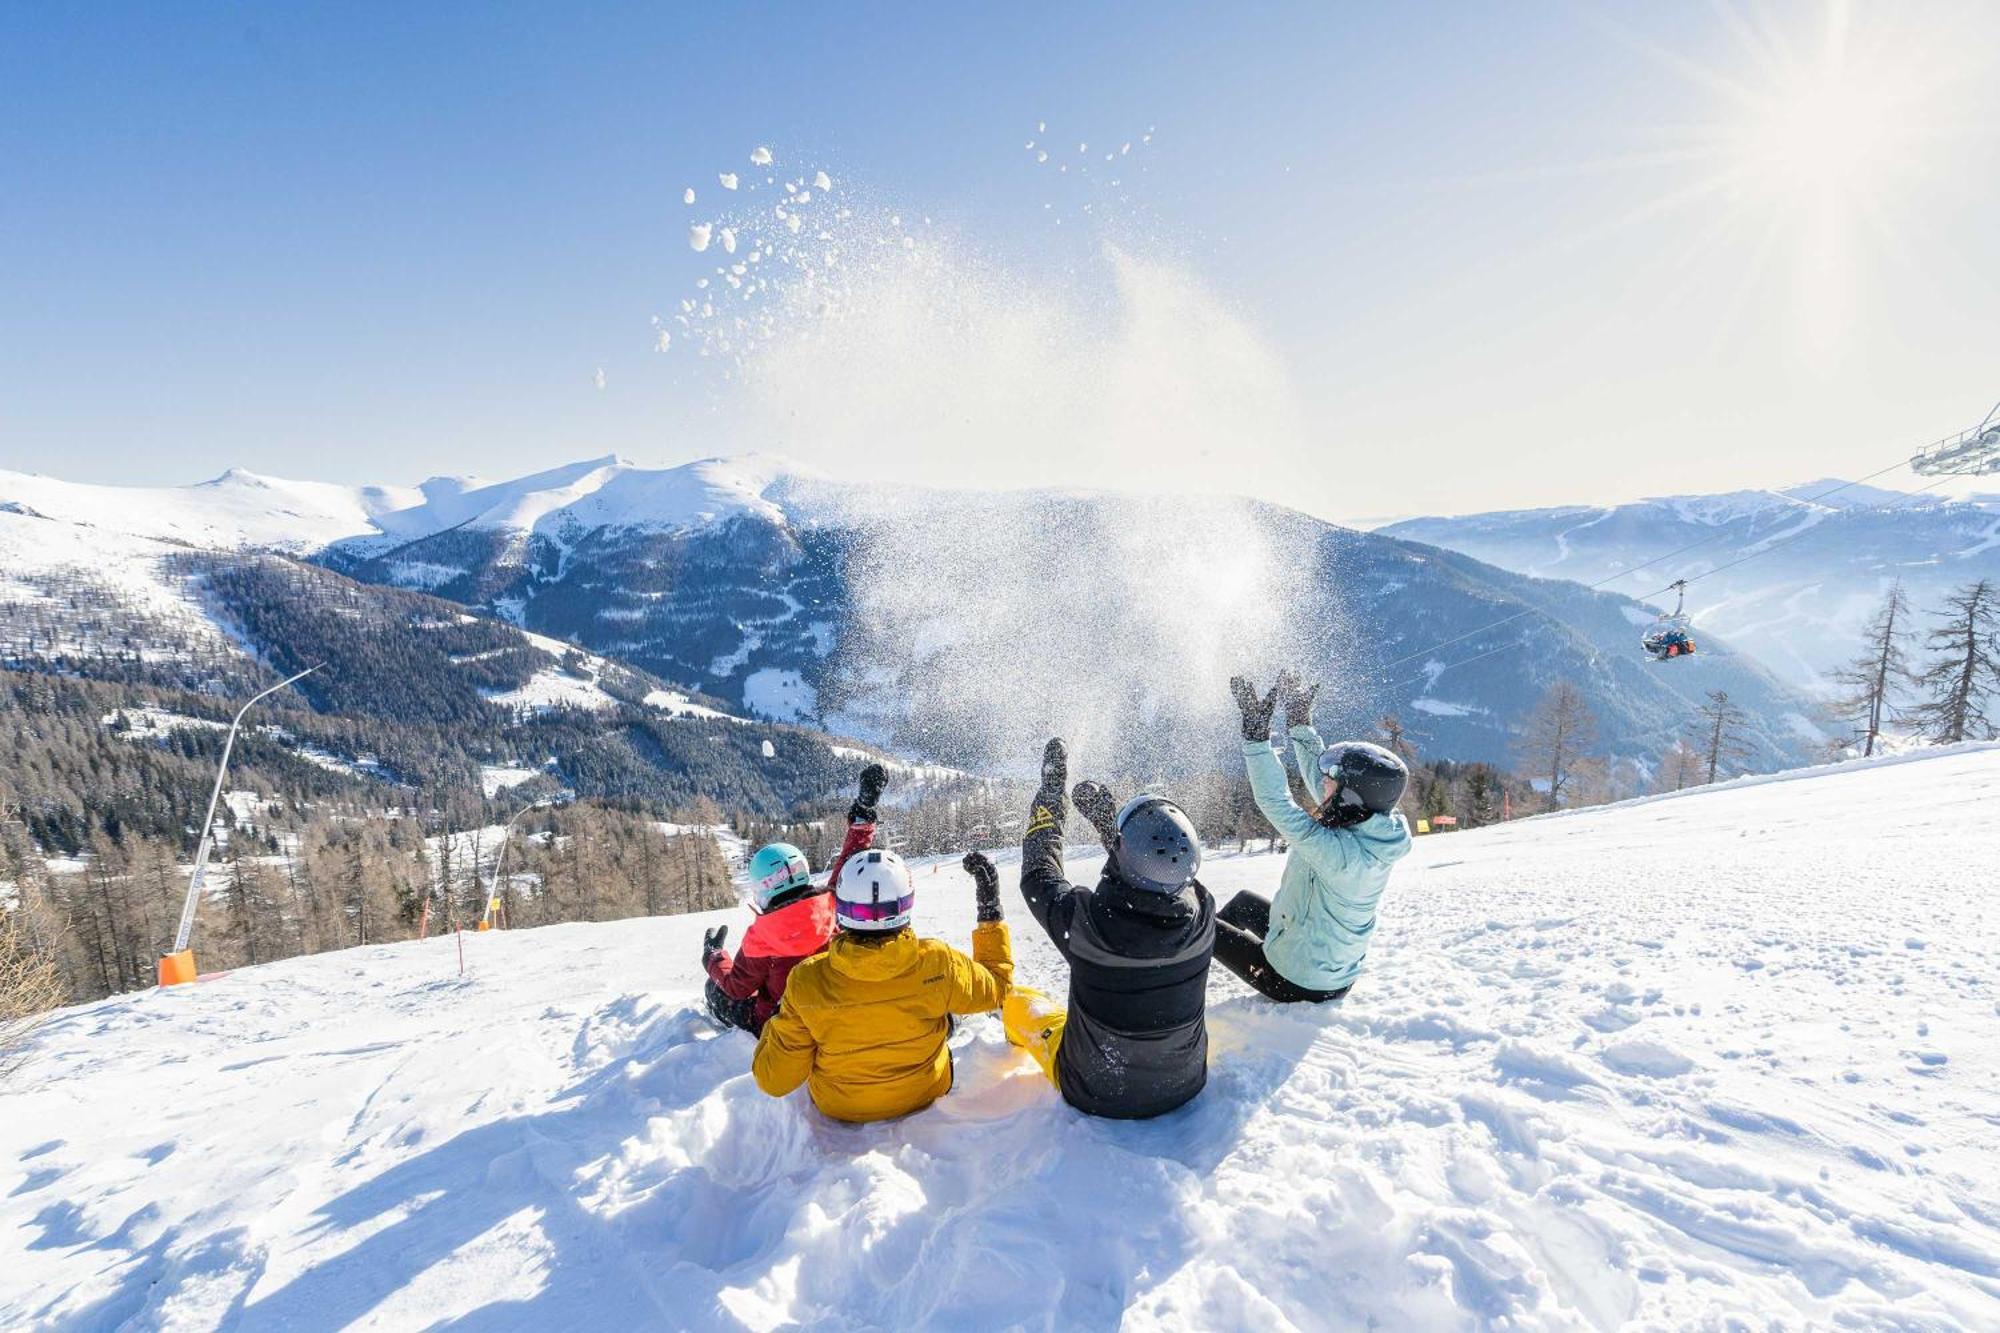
[1317,741,1408,815]
[1113,795,1201,894]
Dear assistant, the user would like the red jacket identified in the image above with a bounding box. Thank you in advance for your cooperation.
[705,819,874,1032]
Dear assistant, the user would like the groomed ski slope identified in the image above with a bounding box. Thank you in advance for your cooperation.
[5,747,1999,1331]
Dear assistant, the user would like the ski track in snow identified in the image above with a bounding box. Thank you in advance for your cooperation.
[4,749,2000,1329]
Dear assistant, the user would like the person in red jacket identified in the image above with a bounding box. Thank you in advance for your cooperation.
[701,764,886,1035]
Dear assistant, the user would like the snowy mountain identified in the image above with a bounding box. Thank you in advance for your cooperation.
[7,742,1998,1328]
[0,465,424,553]
[313,456,1820,774]
[2,456,1825,774]
[1382,482,2000,694]
[0,497,884,828]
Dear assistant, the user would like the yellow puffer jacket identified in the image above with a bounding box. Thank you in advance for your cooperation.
[752,921,1012,1123]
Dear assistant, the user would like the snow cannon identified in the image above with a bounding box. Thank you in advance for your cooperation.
[158,664,325,989]
[157,949,198,987]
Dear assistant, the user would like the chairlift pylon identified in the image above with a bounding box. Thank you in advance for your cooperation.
[1640,579,1697,662]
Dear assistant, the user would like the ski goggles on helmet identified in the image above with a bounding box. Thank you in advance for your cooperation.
[758,864,803,894]
[838,893,915,924]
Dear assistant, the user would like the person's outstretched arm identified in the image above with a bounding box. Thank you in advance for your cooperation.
[1233,675,1351,870]
[1279,671,1326,791]
[941,853,1013,1012]
[822,763,887,888]
[1020,738,1080,952]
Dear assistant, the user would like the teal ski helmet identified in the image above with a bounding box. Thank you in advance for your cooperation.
[748,842,813,911]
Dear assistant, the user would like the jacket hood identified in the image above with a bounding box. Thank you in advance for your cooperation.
[826,929,920,982]
[1349,812,1415,863]
[741,890,835,959]
[1094,871,1201,922]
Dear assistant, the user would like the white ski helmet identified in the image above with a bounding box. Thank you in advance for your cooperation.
[835,848,917,932]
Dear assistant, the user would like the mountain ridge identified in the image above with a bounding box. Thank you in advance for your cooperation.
[1383,480,2000,692]
[1,455,1828,775]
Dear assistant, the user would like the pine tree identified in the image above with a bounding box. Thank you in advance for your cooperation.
[1910,579,2000,744]
[1832,583,1915,757]
[1693,690,1754,785]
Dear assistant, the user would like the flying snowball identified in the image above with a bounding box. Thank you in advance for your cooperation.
[719,172,739,190]
[813,170,831,191]
[683,187,695,205]
[689,223,713,252]
[750,146,773,166]
[593,368,606,390]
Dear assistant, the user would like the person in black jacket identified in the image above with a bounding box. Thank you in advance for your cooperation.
[1002,738,1216,1120]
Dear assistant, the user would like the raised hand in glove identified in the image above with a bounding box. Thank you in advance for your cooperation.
[848,762,889,824]
[1230,675,1279,743]
[1071,780,1121,853]
[962,851,1003,923]
[1277,669,1320,730]
[702,923,729,961]
[1027,737,1069,836]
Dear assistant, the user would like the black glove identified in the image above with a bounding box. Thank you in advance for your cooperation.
[963,851,1003,922]
[1071,780,1121,852]
[702,923,729,960]
[848,762,888,824]
[1230,675,1279,743]
[1036,738,1068,813]
[1277,670,1320,731]
[1026,737,1068,838]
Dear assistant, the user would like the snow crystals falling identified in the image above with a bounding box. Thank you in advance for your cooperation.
[665,125,1157,371]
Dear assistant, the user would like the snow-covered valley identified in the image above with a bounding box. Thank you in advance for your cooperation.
[5,745,1998,1330]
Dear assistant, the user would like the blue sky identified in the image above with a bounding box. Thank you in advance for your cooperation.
[3,2,1996,518]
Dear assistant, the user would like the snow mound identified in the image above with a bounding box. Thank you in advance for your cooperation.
[6,748,2000,1328]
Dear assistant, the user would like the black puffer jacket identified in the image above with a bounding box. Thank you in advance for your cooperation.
[1020,797,1216,1120]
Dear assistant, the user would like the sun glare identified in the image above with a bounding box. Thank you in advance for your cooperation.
[1741,66,1899,199]
[1597,2,1989,358]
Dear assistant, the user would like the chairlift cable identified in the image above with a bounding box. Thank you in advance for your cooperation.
[1377,461,1919,673]
[1396,474,1958,691]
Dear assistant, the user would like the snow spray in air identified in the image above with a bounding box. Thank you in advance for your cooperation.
[661,144,1352,776]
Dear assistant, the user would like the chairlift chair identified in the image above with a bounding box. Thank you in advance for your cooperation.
[1641,580,1698,662]
[1911,403,2000,478]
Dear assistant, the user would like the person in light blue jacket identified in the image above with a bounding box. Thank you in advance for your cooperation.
[1217,671,1413,1003]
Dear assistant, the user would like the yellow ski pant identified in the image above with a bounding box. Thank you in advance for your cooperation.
[1002,987,1066,1089]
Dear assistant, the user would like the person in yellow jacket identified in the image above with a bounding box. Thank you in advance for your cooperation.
[752,848,1011,1123]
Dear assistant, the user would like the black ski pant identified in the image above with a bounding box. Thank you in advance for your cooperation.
[704,978,761,1034]
[1213,891,1352,1005]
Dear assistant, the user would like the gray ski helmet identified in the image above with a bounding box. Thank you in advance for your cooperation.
[1113,795,1201,894]
[1317,741,1409,815]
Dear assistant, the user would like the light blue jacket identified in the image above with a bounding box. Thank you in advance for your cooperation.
[1242,725,1412,992]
